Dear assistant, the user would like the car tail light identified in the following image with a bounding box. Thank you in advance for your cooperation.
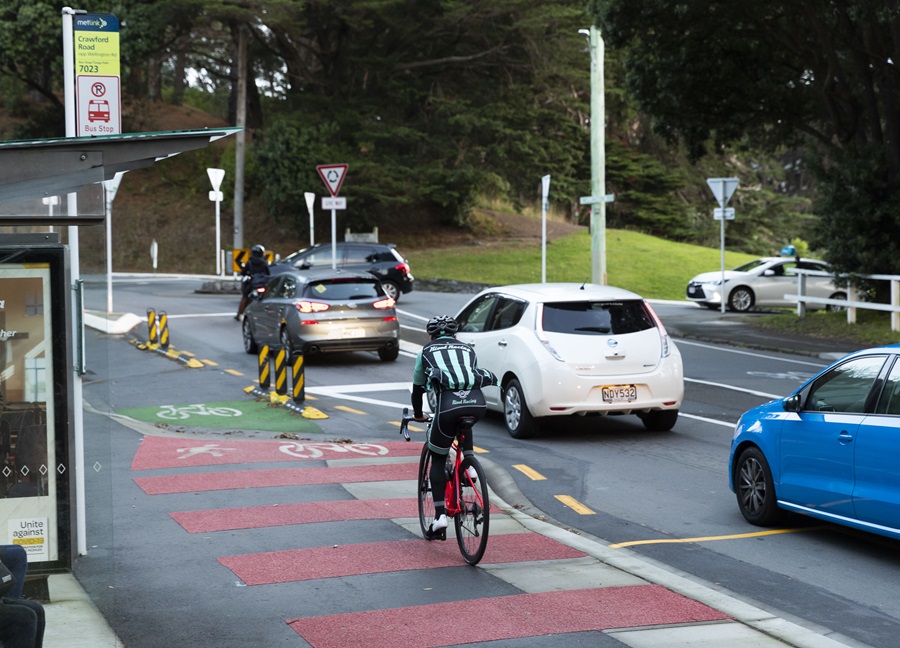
[373,297,395,309]
[296,300,330,313]
[534,304,564,361]
[383,315,398,322]
[395,262,410,275]
[643,302,671,357]
[300,319,319,325]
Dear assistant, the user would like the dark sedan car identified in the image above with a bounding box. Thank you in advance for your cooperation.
[270,242,414,302]
[242,269,400,361]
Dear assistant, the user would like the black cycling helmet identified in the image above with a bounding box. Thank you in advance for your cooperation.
[426,315,458,339]
[251,244,265,257]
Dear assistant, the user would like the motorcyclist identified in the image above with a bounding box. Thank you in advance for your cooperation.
[235,244,270,320]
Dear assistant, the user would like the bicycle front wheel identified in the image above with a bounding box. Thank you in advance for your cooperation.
[455,455,490,565]
[416,443,435,538]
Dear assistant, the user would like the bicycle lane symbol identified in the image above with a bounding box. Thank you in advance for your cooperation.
[155,404,243,421]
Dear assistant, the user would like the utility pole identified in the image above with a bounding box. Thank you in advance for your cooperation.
[579,26,613,285]
[233,25,248,251]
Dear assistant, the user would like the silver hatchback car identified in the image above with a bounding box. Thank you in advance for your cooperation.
[241,269,400,361]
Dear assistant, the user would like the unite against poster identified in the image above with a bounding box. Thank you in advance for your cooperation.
[0,264,57,561]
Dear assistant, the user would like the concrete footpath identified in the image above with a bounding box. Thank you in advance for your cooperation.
[40,300,870,648]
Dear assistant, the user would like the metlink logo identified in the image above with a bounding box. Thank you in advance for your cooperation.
[75,16,108,29]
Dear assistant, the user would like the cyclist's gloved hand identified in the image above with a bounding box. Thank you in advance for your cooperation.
[413,413,429,422]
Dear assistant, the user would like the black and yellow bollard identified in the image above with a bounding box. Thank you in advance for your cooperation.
[158,311,170,349]
[273,347,288,396]
[257,345,271,390]
[291,352,305,403]
[147,308,158,345]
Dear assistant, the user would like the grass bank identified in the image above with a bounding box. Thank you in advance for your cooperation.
[409,228,757,301]
[410,226,900,349]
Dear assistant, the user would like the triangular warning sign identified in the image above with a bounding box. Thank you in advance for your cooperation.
[316,164,348,197]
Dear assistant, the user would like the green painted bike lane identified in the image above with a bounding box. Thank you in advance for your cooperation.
[117,399,324,434]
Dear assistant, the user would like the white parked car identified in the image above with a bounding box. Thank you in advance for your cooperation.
[686,257,846,312]
[450,283,684,438]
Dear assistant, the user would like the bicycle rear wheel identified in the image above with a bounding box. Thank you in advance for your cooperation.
[416,443,435,538]
[454,455,490,565]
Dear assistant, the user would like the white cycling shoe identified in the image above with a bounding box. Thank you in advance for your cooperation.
[424,514,448,541]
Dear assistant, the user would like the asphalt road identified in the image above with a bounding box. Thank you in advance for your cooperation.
[72,276,899,648]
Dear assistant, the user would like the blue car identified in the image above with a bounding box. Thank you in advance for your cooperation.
[730,345,900,540]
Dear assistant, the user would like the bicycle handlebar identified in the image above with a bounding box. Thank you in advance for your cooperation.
[399,407,431,441]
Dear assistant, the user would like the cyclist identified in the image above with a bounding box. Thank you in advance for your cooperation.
[235,244,270,320]
[411,315,497,539]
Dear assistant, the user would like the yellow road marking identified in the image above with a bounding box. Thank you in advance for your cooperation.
[513,464,546,480]
[608,526,828,549]
[180,350,195,357]
[473,445,488,454]
[389,421,424,433]
[202,359,218,366]
[225,369,243,376]
[335,405,366,415]
[555,495,595,515]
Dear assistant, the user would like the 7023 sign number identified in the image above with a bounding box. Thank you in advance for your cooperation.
[78,64,100,73]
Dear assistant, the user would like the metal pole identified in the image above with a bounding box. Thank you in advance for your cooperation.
[215,196,222,275]
[541,174,550,283]
[331,208,337,269]
[719,179,726,314]
[105,188,113,313]
[63,5,88,557]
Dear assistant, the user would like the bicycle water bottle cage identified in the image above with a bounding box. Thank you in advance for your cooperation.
[457,416,476,430]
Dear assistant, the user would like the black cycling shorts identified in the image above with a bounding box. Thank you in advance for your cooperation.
[427,388,486,454]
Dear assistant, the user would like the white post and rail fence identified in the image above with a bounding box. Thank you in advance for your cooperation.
[787,269,900,332]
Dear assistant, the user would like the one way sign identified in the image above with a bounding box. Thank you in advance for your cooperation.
[316,164,348,197]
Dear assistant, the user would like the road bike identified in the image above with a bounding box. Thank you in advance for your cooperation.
[400,407,490,565]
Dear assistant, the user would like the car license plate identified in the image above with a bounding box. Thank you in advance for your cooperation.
[341,328,365,338]
[602,385,637,402]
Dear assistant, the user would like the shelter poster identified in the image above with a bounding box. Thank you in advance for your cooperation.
[0,264,58,561]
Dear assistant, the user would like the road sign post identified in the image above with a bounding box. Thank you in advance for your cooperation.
[207,169,226,275]
[316,164,349,269]
[304,192,316,246]
[706,177,740,313]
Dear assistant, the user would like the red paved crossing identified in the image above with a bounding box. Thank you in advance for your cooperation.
[132,436,420,470]
[134,462,418,494]
[219,534,587,585]
[288,585,730,648]
[124,436,752,647]
[173,498,420,532]
[172,498,502,533]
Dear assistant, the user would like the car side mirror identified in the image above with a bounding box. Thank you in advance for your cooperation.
[783,394,801,412]
[298,262,312,270]
[763,269,775,276]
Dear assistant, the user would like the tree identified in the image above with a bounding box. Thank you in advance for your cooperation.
[251,0,596,231]
[593,0,900,275]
